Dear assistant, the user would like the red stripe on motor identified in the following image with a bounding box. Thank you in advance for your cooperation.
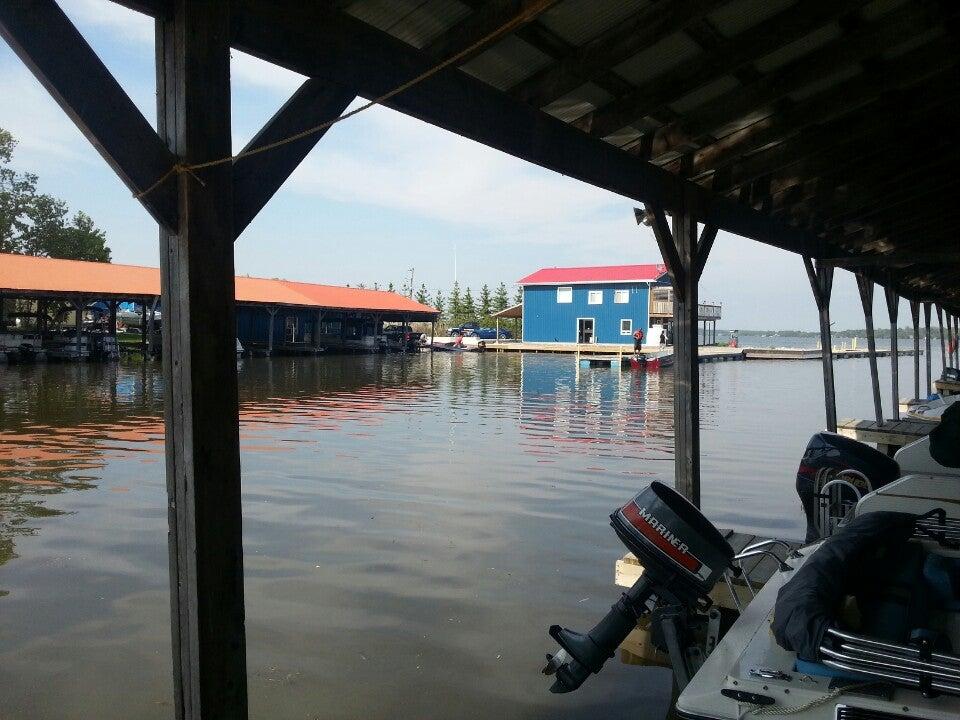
[621,501,700,573]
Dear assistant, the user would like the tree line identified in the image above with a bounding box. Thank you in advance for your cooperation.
[354,278,522,329]
[1,128,111,262]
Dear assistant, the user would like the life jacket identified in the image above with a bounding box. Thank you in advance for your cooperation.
[633,330,643,341]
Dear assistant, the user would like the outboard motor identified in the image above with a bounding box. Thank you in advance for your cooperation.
[943,367,960,383]
[543,482,733,693]
[796,433,900,542]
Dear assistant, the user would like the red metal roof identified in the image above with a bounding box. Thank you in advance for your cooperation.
[517,264,669,285]
[0,253,437,316]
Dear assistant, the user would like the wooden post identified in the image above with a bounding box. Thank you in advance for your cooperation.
[856,274,883,424]
[148,295,159,359]
[884,285,900,421]
[430,320,435,349]
[266,306,278,356]
[156,3,248,719]
[643,202,716,507]
[803,257,836,432]
[109,300,117,336]
[73,298,84,360]
[140,301,148,358]
[314,309,323,352]
[955,315,960,367]
[909,300,920,400]
[923,302,932,396]
[937,305,946,371]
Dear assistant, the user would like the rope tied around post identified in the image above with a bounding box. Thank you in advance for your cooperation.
[133,0,557,200]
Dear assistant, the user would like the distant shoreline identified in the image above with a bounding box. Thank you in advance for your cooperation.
[719,328,946,339]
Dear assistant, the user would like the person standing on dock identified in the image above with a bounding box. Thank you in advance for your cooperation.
[633,327,644,353]
[659,329,667,348]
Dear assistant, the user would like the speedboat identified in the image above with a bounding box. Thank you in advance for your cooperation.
[543,404,960,720]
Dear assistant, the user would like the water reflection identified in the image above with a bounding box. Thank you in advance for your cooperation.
[0,350,934,719]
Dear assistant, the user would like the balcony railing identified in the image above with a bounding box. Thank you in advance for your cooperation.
[649,300,722,320]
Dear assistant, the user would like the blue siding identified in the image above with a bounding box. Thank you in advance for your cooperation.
[522,283,650,343]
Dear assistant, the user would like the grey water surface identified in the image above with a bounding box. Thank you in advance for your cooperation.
[0,344,944,719]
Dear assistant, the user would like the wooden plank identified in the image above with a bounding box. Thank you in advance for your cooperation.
[935,378,960,396]
[233,78,355,236]
[156,2,248,718]
[885,285,901,420]
[0,0,178,231]
[837,418,933,447]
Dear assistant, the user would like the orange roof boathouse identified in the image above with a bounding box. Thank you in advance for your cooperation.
[0,253,438,355]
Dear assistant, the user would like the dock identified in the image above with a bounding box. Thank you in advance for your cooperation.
[935,378,960,397]
[489,341,746,363]
[744,347,920,360]
[837,417,934,454]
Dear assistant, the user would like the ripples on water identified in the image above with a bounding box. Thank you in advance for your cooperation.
[0,348,943,719]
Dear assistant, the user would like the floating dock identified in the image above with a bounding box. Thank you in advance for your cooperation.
[743,347,920,360]
[837,417,934,454]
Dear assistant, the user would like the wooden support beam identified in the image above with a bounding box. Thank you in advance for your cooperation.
[156,2,248,718]
[233,79,354,236]
[937,305,947,371]
[641,192,713,506]
[266,305,279,356]
[857,274,883,424]
[924,302,932,396]
[884,284,900,420]
[73,298,84,361]
[109,300,118,336]
[804,257,837,431]
[910,300,921,401]
[423,0,558,66]
[0,0,178,231]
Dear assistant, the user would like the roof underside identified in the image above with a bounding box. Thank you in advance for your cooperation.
[0,253,438,317]
[112,0,960,308]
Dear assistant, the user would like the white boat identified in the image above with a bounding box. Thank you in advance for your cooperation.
[909,394,960,422]
[544,406,960,720]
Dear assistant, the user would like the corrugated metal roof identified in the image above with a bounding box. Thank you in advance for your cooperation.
[341,0,471,49]
[0,254,437,315]
[613,32,702,86]
[518,264,669,285]
[753,23,841,73]
[460,34,554,91]
[706,0,797,37]
[668,74,741,115]
[542,82,613,122]
[538,0,650,47]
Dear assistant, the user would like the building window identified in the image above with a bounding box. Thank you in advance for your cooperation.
[614,289,629,304]
[588,290,603,305]
[557,286,572,303]
[620,319,632,335]
[653,287,671,302]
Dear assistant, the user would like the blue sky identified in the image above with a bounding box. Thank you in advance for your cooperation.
[0,0,907,330]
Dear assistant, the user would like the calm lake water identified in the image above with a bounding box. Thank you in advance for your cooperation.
[0,343,946,719]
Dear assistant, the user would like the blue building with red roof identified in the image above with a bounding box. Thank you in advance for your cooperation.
[517,264,672,344]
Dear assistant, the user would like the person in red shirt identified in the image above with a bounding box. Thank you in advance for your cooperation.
[633,327,644,353]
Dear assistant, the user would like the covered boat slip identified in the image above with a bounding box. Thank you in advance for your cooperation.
[2,0,959,716]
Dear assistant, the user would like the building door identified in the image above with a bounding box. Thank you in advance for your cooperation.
[284,316,298,343]
[577,318,595,343]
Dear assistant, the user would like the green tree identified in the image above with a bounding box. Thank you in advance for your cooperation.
[449,281,462,324]
[415,282,429,305]
[512,285,523,335]
[462,286,476,323]
[433,290,445,321]
[478,283,492,320]
[387,282,395,293]
[0,128,110,261]
[493,282,509,314]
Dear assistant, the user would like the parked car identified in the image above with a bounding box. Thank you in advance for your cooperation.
[447,322,512,340]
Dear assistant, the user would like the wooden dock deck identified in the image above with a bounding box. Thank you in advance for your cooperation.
[837,417,934,454]
[744,347,920,360]
[489,341,746,363]
[935,378,960,396]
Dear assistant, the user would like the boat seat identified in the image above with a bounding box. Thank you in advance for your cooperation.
[797,545,960,680]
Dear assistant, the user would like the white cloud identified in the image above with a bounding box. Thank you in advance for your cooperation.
[288,104,631,245]
[231,51,306,96]
[59,0,154,45]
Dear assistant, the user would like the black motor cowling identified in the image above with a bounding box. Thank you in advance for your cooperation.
[796,432,900,543]
[543,482,732,693]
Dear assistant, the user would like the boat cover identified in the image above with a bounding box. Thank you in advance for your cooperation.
[930,403,960,468]
[772,511,918,661]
